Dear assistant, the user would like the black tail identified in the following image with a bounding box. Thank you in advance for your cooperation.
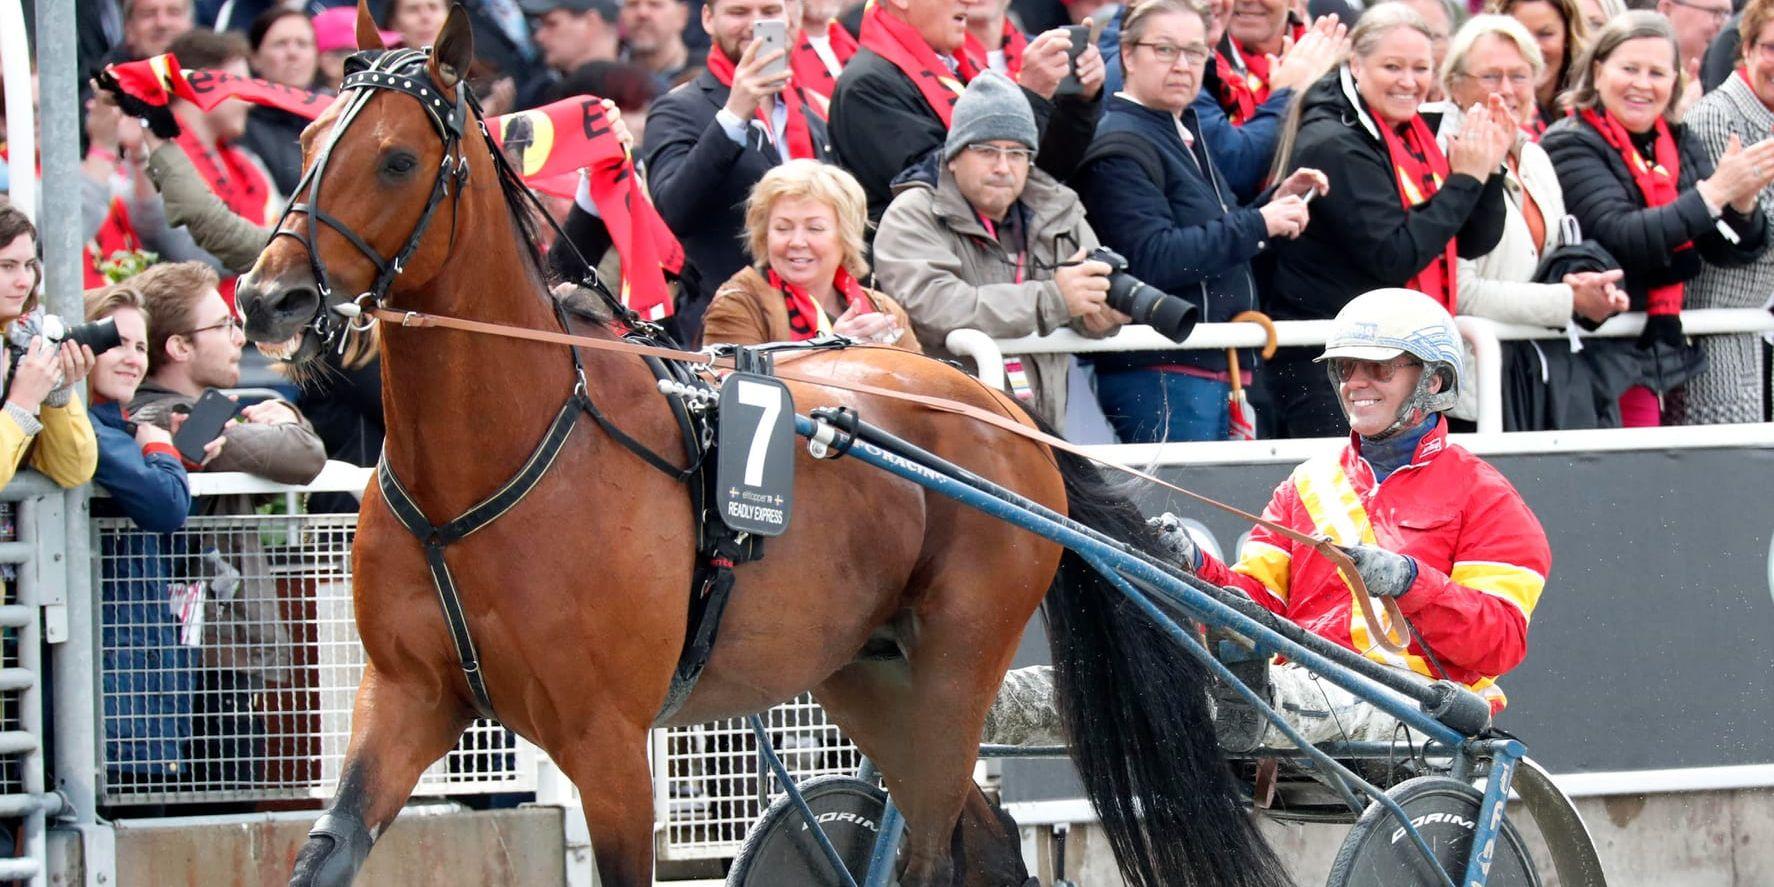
[1044,447,1290,887]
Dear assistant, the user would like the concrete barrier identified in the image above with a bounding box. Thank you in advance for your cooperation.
[1019,787,1774,886]
[52,807,566,886]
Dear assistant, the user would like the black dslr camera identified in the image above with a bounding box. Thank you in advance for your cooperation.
[1086,247,1199,344]
[38,315,124,355]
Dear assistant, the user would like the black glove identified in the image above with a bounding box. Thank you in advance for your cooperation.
[1339,544,1418,598]
[1147,512,1202,570]
[93,70,181,139]
[1636,313,1684,350]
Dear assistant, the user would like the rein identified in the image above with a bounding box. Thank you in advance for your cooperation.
[372,306,1414,654]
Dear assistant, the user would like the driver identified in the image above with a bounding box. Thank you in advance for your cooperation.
[984,288,1553,751]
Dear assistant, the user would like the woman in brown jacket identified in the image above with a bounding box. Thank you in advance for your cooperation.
[704,160,922,351]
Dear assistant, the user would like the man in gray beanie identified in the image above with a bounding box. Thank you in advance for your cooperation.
[873,70,1129,433]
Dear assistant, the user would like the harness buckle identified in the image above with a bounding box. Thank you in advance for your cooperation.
[334,292,381,332]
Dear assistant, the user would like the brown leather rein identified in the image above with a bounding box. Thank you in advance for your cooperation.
[372,307,1413,653]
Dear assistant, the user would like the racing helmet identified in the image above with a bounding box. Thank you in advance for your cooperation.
[1314,288,1464,430]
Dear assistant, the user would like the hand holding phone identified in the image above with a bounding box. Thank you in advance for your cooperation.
[172,389,241,465]
[1055,25,1090,97]
[753,19,789,79]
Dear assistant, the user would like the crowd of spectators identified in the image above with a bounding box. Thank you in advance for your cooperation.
[5,0,1767,448]
[3,0,1774,799]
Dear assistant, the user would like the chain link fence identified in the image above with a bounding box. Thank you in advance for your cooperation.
[93,510,534,805]
[653,694,864,861]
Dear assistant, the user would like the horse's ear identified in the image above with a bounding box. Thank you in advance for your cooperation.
[355,0,383,51]
[427,4,476,91]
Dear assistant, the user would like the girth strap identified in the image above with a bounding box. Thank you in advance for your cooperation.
[375,392,587,721]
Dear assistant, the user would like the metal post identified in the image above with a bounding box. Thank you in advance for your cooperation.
[34,0,84,319]
[50,506,105,887]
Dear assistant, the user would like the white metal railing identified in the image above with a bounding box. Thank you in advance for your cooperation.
[947,308,1774,435]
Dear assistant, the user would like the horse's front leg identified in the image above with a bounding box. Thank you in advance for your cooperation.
[290,663,469,887]
[553,722,657,887]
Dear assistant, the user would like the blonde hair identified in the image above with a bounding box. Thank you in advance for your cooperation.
[1441,14,1546,95]
[744,160,871,279]
[1565,11,1685,124]
[84,284,152,324]
[1270,4,1436,182]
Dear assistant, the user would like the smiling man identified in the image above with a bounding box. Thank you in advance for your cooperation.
[1178,288,1551,746]
[981,287,1552,751]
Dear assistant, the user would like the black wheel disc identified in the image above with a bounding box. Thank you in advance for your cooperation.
[1327,775,1541,886]
[727,775,889,886]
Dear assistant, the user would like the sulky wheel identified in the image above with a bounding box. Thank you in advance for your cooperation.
[726,775,889,886]
[1326,775,1542,887]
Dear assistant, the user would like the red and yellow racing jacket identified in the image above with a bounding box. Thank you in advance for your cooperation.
[1196,421,1551,712]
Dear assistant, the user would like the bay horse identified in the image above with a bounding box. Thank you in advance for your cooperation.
[236,5,1285,886]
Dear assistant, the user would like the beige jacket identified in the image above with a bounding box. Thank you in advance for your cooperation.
[703,267,923,352]
[873,164,1115,431]
[146,142,273,275]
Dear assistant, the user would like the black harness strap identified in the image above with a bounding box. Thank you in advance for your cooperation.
[376,393,586,721]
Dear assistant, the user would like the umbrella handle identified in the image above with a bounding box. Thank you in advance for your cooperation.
[1231,310,1279,360]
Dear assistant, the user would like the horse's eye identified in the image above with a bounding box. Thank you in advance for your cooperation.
[382,153,418,177]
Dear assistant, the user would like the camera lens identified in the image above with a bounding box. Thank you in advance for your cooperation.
[1100,271,1199,344]
[49,317,124,354]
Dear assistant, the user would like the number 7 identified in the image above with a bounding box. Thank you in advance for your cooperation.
[735,379,782,487]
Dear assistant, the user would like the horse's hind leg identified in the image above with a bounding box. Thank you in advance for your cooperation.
[290,665,469,887]
[816,628,1033,887]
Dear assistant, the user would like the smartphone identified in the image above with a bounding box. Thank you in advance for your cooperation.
[753,19,789,79]
[1056,24,1090,97]
[173,389,240,465]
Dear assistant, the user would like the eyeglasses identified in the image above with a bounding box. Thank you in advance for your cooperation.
[1460,69,1535,89]
[1753,41,1774,61]
[183,315,243,337]
[964,143,1036,165]
[1329,356,1418,383]
[1666,0,1730,21]
[1134,42,1212,67]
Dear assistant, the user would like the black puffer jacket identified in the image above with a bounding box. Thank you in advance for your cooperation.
[1267,69,1506,321]
[1540,113,1767,311]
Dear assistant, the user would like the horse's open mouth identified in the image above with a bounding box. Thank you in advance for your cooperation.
[258,330,306,361]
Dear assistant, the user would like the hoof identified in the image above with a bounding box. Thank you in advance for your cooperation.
[290,811,373,887]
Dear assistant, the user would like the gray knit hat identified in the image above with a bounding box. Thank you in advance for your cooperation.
[943,71,1039,161]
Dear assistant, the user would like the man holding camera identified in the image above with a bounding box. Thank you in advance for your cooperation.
[829,0,1105,221]
[125,260,324,789]
[640,0,835,345]
[874,72,1127,432]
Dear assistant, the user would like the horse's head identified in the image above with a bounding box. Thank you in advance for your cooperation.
[238,0,480,365]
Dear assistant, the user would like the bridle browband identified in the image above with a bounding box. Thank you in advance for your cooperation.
[269,48,472,349]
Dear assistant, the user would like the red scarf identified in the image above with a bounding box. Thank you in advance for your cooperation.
[109,54,686,320]
[1371,105,1457,310]
[1233,21,1303,102]
[859,2,978,127]
[792,22,859,101]
[964,20,1027,79]
[706,44,817,159]
[1213,52,1258,125]
[173,125,273,225]
[1580,107,1688,317]
[769,267,875,340]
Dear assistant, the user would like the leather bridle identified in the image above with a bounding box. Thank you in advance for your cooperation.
[267,48,473,350]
